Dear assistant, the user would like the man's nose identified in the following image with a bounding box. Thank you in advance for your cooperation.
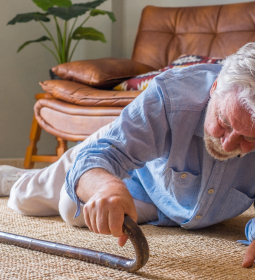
[220,131,241,152]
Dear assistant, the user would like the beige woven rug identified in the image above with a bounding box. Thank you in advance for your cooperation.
[0,198,254,279]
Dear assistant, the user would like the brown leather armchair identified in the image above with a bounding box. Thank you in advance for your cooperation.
[24,2,255,168]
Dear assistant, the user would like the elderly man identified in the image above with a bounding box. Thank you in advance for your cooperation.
[1,42,255,268]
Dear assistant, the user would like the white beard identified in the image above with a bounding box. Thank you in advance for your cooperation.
[204,130,242,160]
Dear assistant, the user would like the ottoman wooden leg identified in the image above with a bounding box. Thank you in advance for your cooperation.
[56,138,68,158]
[24,116,68,169]
[24,115,42,169]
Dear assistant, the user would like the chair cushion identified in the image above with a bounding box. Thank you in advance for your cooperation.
[34,98,122,141]
[39,80,142,107]
[113,54,224,91]
[51,58,155,89]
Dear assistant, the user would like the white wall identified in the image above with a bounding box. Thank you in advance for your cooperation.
[0,0,253,158]
[71,0,112,61]
[0,0,112,158]
[0,0,56,158]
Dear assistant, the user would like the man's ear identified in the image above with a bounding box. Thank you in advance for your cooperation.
[210,78,218,96]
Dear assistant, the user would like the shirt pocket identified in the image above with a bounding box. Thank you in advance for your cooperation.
[217,188,254,223]
[164,167,201,206]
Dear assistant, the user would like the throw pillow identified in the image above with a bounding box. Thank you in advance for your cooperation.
[113,54,224,91]
[51,58,155,89]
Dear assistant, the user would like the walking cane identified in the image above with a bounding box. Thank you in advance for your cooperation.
[0,215,149,273]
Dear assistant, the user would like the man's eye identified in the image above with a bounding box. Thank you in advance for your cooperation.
[218,117,229,129]
[244,137,255,143]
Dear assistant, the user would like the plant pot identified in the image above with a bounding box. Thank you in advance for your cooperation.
[49,69,62,80]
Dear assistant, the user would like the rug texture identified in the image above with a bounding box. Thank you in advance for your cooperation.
[0,197,254,279]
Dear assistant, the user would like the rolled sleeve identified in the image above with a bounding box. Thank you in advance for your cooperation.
[237,218,255,246]
[245,218,255,243]
[65,157,117,218]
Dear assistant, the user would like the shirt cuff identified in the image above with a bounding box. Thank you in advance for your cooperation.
[65,157,117,218]
[237,218,255,246]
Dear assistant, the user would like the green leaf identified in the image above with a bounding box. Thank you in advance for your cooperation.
[90,9,116,22]
[76,0,108,10]
[47,0,107,21]
[7,13,50,25]
[72,27,106,42]
[32,0,72,11]
[47,6,88,21]
[17,36,51,52]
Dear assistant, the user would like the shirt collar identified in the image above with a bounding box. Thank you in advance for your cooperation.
[194,105,207,138]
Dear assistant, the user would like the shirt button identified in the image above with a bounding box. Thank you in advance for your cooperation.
[196,215,202,219]
[208,189,214,194]
[181,173,187,178]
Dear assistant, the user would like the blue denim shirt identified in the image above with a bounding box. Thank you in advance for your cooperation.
[66,64,255,244]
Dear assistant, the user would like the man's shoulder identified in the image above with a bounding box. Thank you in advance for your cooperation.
[158,63,223,80]
[154,64,222,112]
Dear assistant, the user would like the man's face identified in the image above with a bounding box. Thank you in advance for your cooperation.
[204,83,255,161]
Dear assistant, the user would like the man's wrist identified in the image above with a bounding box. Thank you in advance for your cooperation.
[76,167,123,203]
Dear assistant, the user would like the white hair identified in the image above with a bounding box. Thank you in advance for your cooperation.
[214,42,255,123]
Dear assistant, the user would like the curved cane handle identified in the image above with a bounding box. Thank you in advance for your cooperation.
[0,215,149,273]
[122,215,150,272]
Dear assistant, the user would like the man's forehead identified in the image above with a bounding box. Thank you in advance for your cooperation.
[219,94,255,133]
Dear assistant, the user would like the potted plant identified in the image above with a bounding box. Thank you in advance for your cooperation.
[8,0,116,66]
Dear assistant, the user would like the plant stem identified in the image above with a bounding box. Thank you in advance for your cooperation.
[67,15,91,62]
[40,42,60,64]
[68,18,78,42]
[54,16,63,57]
[66,18,78,61]
[68,40,79,61]
[39,20,61,62]
[79,14,91,28]
[62,21,67,63]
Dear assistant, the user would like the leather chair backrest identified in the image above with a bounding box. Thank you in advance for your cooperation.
[132,2,255,69]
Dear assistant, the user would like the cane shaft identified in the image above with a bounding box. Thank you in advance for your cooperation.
[0,216,149,272]
[0,231,132,269]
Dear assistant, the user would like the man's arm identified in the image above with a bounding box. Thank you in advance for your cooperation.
[76,168,137,246]
[65,77,171,244]
[65,77,171,209]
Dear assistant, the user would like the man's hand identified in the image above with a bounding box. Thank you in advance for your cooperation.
[242,240,255,267]
[76,168,137,247]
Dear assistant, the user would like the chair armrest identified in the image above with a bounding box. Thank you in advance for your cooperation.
[51,57,155,89]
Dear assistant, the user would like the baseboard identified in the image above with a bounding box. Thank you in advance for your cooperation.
[0,158,50,169]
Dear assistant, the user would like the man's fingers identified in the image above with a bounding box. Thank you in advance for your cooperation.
[89,211,99,233]
[82,188,137,245]
[242,255,254,268]
[108,204,124,237]
[83,206,93,232]
[84,204,132,248]
[118,235,128,247]
[84,203,101,234]
[242,240,255,268]
[96,210,111,235]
